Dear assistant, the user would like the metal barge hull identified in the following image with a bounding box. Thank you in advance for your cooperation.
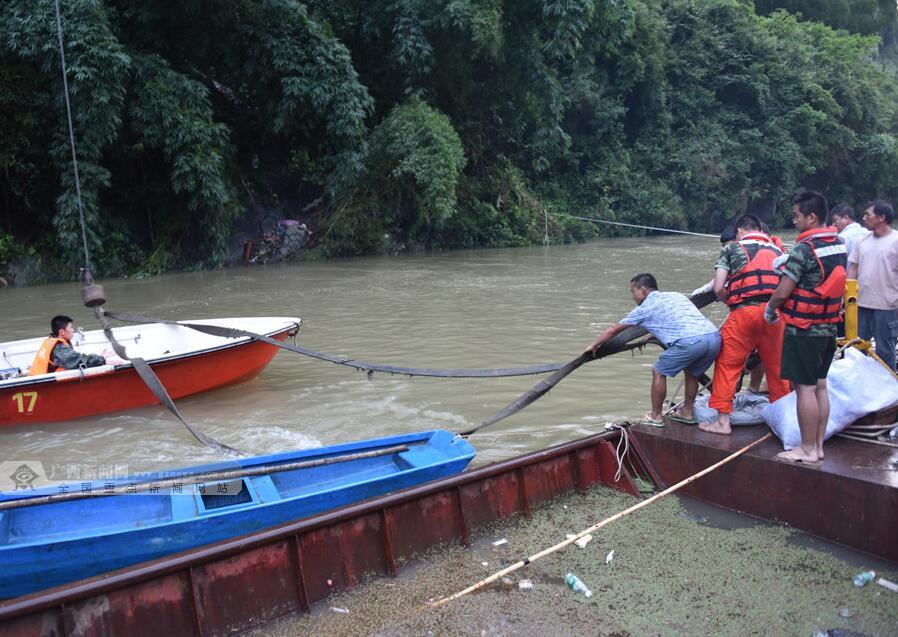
[0,431,637,636]
[2,420,896,636]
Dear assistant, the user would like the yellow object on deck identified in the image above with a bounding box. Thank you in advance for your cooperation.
[844,278,858,341]
[836,279,898,379]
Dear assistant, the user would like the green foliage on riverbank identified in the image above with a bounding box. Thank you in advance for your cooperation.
[1,0,897,278]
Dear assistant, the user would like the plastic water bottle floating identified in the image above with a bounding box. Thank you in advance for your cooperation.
[565,572,593,598]
[853,571,875,587]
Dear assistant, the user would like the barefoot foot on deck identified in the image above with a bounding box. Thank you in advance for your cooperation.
[698,419,732,435]
[776,449,819,463]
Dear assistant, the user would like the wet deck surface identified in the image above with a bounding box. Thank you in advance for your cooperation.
[630,414,898,563]
[632,420,898,488]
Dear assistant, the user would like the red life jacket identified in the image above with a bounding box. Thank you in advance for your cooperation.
[781,227,848,329]
[28,337,67,376]
[726,232,784,307]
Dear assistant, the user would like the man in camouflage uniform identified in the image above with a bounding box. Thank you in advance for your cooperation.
[28,315,108,375]
[765,191,847,462]
[698,214,789,434]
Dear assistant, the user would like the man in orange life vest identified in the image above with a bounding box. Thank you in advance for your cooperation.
[698,214,790,434]
[28,315,108,375]
[765,191,847,463]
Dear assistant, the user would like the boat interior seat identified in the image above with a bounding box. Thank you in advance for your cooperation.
[396,447,446,468]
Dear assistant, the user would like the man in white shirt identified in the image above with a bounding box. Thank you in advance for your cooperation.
[831,203,870,260]
[583,273,720,425]
[848,201,898,370]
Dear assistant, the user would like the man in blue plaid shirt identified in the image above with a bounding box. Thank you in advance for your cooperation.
[584,273,720,425]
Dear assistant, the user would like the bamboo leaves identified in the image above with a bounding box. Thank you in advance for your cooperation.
[0,0,897,276]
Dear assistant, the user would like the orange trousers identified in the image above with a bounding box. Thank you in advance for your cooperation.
[708,303,790,413]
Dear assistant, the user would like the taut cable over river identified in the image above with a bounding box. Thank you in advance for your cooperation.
[102,291,714,436]
[1,237,734,470]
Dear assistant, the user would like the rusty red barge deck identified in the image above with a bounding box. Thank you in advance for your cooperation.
[629,409,898,563]
[2,418,896,637]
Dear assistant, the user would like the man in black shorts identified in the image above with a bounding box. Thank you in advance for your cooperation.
[765,191,847,462]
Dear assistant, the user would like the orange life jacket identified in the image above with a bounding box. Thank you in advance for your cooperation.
[781,227,847,329]
[27,337,67,376]
[726,232,784,307]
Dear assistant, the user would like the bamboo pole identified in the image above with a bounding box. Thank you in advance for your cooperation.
[427,432,772,609]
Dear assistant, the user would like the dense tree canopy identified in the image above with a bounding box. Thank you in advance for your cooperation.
[1,0,896,279]
[755,0,898,47]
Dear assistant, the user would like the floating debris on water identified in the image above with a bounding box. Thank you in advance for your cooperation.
[564,572,593,598]
[566,533,593,548]
[876,577,898,593]
[853,571,875,587]
[260,486,898,636]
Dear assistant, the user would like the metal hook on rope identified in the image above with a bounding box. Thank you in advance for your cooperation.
[80,267,106,308]
[53,3,235,456]
[54,0,106,309]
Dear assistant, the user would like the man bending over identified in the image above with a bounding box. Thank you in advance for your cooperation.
[583,273,721,425]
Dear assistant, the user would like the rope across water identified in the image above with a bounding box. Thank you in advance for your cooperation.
[53,0,91,275]
[102,289,718,438]
[103,310,570,378]
[550,212,795,248]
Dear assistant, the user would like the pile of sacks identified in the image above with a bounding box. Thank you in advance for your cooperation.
[764,347,898,450]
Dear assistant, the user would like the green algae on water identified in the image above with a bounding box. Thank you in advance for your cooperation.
[252,485,898,636]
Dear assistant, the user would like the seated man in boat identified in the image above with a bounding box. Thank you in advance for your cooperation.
[699,214,790,435]
[28,315,112,375]
[583,273,721,425]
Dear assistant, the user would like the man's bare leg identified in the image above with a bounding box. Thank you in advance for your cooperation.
[648,368,667,421]
[815,378,829,459]
[675,371,699,420]
[777,383,820,462]
[748,364,765,393]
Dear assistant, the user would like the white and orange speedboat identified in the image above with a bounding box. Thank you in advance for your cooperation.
[0,317,300,425]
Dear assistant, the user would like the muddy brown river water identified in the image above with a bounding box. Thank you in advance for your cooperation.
[7,234,898,636]
[2,235,767,472]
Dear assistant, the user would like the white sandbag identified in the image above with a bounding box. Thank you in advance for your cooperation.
[693,391,769,426]
[763,347,898,450]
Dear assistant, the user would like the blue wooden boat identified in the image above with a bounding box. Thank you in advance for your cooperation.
[0,429,475,599]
